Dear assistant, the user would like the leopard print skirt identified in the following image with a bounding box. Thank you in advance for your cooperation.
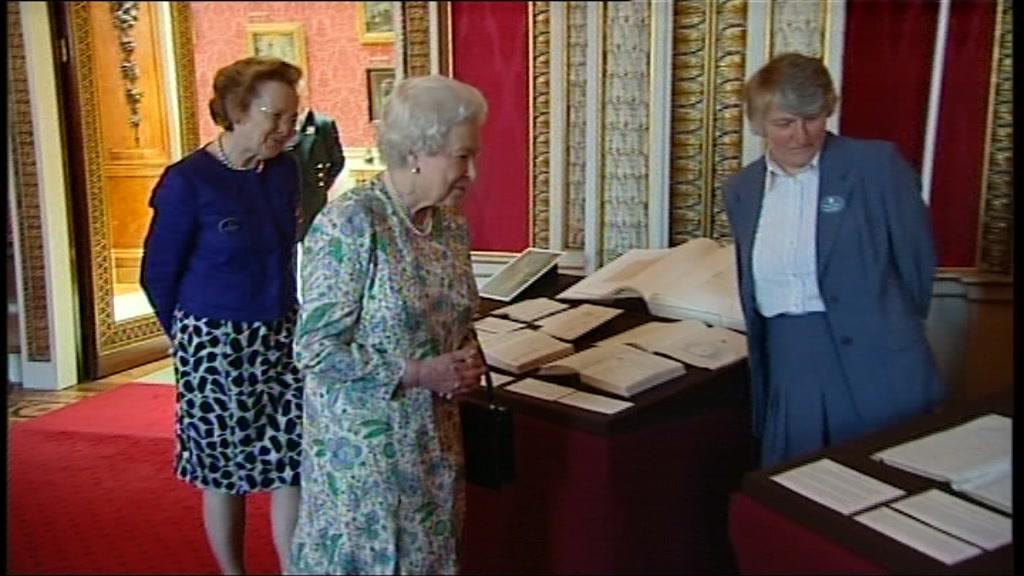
[171,308,303,495]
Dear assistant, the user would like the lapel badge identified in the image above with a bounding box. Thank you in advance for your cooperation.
[304,126,316,135]
[820,195,845,214]
[218,217,241,233]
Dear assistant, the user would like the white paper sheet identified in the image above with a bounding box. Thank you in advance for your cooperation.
[854,507,983,565]
[503,378,577,401]
[490,298,570,322]
[555,391,633,414]
[771,458,906,515]
[890,489,1012,551]
[872,414,1012,484]
[955,467,1013,515]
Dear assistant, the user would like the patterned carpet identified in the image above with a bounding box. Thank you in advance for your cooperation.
[7,358,173,423]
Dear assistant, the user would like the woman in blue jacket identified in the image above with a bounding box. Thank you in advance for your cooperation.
[141,56,303,574]
[724,53,944,468]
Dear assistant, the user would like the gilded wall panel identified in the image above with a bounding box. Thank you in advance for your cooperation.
[979,0,1013,274]
[709,0,747,241]
[531,2,551,248]
[600,0,650,264]
[769,0,825,58]
[565,1,588,249]
[7,2,51,361]
[403,2,430,77]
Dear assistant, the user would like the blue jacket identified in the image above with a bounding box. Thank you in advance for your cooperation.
[724,133,944,437]
[141,149,300,336]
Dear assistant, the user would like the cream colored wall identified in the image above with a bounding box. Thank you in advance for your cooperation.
[14,1,78,390]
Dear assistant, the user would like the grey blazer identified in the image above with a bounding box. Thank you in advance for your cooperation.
[723,133,944,438]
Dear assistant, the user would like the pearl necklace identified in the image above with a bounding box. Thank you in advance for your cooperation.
[216,133,263,172]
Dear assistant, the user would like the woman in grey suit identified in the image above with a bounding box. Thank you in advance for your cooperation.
[724,53,944,467]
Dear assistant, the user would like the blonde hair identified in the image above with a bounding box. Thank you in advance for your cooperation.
[743,53,837,136]
[376,75,488,168]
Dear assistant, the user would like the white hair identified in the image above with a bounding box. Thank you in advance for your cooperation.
[376,75,488,168]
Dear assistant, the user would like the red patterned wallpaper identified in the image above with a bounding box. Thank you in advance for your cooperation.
[190,2,394,149]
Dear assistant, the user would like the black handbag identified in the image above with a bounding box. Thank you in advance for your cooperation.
[460,342,515,489]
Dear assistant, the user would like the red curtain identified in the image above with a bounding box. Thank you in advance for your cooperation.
[929,0,997,267]
[451,2,531,252]
[841,0,998,267]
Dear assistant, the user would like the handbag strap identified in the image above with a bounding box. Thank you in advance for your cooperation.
[470,328,497,405]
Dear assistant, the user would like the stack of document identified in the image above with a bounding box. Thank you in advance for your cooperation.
[872,414,1012,514]
[490,298,569,322]
[534,303,623,341]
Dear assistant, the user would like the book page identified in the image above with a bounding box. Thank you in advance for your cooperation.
[594,321,678,348]
[890,489,1012,551]
[556,249,670,300]
[645,244,746,331]
[618,238,724,299]
[475,316,527,334]
[854,507,982,565]
[536,304,624,341]
[480,329,575,374]
[872,414,1012,484]
[580,347,687,397]
[771,458,906,515]
[490,298,570,322]
[536,343,627,376]
[504,378,577,401]
[648,324,748,370]
[555,390,634,414]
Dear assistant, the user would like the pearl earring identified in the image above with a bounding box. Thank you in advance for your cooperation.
[411,166,421,174]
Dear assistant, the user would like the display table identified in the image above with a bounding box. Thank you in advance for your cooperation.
[460,273,755,574]
[729,390,1014,575]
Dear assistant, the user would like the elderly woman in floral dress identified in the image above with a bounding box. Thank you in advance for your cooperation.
[288,75,489,574]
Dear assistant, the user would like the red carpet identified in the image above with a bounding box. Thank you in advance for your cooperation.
[7,384,280,574]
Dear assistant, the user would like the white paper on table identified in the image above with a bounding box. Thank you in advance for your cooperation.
[555,390,633,414]
[475,316,528,334]
[871,414,1012,484]
[889,489,1012,551]
[854,507,983,565]
[503,378,577,401]
[535,304,624,341]
[955,467,1013,515]
[478,372,517,388]
[771,458,906,515]
[490,298,570,322]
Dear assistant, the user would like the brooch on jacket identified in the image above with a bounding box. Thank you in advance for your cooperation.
[218,217,241,233]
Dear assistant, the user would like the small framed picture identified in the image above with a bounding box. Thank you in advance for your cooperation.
[357,1,396,44]
[367,68,396,122]
[246,23,307,74]
[479,249,565,302]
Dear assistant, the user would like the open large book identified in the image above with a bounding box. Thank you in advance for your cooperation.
[557,238,745,331]
[596,319,747,370]
[537,343,687,398]
[479,328,575,375]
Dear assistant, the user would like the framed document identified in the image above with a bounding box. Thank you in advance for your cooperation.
[479,248,564,302]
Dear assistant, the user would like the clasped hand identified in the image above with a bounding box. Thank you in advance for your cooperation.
[403,345,486,399]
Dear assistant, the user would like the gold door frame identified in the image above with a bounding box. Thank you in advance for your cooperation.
[65,1,199,377]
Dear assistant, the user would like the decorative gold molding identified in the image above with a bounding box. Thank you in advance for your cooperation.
[531,2,550,248]
[669,0,745,245]
[69,1,186,354]
[402,2,430,77]
[169,2,198,152]
[109,1,144,145]
[978,0,1013,275]
[708,0,746,241]
[7,2,51,362]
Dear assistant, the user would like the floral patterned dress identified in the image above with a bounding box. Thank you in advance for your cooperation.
[288,177,478,575]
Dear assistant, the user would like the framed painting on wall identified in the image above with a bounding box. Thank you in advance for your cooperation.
[246,22,308,73]
[357,2,396,44]
[367,67,396,122]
